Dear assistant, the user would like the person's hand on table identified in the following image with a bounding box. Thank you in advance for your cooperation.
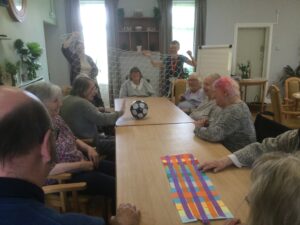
[110,203,141,225]
[194,118,208,128]
[199,157,233,173]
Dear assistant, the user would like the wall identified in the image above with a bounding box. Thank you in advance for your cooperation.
[0,0,56,83]
[206,0,300,84]
[44,0,69,85]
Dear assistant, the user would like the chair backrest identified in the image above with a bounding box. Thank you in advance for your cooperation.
[285,77,300,99]
[268,84,282,123]
[254,113,290,143]
[61,85,72,96]
[171,79,187,104]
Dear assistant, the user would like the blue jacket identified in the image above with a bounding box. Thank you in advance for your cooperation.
[0,177,105,225]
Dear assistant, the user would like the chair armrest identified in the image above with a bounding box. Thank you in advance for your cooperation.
[282,110,300,116]
[47,173,72,181]
[43,182,87,194]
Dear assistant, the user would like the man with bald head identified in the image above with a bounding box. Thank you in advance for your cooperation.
[0,86,140,225]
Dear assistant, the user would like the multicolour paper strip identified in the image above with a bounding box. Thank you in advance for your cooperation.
[161,153,233,224]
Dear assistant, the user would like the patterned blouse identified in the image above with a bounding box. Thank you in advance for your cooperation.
[52,115,85,163]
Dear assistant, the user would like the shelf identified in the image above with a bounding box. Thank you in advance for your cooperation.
[118,17,160,52]
[18,77,43,88]
[0,36,11,40]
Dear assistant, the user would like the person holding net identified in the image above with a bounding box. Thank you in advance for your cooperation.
[61,32,105,109]
[145,40,197,96]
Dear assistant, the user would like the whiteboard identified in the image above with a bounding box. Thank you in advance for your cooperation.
[196,45,232,78]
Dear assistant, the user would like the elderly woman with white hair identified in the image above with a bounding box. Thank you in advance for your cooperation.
[194,76,255,152]
[224,152,300,225]
[177,74,205,113]
[25,82,116,208]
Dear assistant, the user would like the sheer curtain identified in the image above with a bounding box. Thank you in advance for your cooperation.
[105,0,120,106]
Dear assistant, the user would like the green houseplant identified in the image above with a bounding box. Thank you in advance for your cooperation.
[279,63,300,86]
[238,61,251,79]
[4,61,18,86]
[14,39,43,81]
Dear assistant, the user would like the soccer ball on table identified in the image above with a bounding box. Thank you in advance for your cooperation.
[130,100,148,120]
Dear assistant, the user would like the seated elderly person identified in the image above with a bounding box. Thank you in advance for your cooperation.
[177,74,205,113]
[119,67,155,98]
[189,73,221,123]
[25,82,116,207]
[0,86,140,225]
[200,128,299,173]
[194,76,256,152]
[60,76,125,160]
[224,152,300,225]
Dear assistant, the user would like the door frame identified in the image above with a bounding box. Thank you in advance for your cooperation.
[232,23,273,81]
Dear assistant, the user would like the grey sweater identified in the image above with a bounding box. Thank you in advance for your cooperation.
[194,101,256,152]
[189,99,221,124]
[60,95,121,139]
[233,129,300,167]
[119,78,155,98]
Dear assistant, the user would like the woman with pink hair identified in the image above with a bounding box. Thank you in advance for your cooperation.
[194,76,255,152]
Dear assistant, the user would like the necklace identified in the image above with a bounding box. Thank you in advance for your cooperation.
[171,57,178,73]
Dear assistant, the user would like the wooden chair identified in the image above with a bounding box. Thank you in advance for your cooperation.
[61,85,72,96]
[284,77,300,110]
[44,173,111,219]
[268,84,300,128]
[171,79,187,105]
[43,173,88,213]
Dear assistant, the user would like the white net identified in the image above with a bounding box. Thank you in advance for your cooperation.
[106,47,194,105]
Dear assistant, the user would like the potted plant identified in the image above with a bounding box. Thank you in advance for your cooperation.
[4,61,18,86]
[14,39,43,82]
[279,63,300,86]
[238,61,251,79]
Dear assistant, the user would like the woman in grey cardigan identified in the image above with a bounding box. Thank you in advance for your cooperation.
[194,76,256,152]
[60,76,125,160]
[119,67,155,98]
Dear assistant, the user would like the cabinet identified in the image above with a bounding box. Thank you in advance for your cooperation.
[118,17,159,51]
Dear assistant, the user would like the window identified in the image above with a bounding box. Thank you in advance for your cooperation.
[80,0,108,84]
[172,0,195,73]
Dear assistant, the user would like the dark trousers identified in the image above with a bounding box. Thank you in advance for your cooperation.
[94,135,116,161]
[69,160,116,213]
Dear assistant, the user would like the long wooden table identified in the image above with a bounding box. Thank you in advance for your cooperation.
[114,97,194,126]
[116,123,250,225]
